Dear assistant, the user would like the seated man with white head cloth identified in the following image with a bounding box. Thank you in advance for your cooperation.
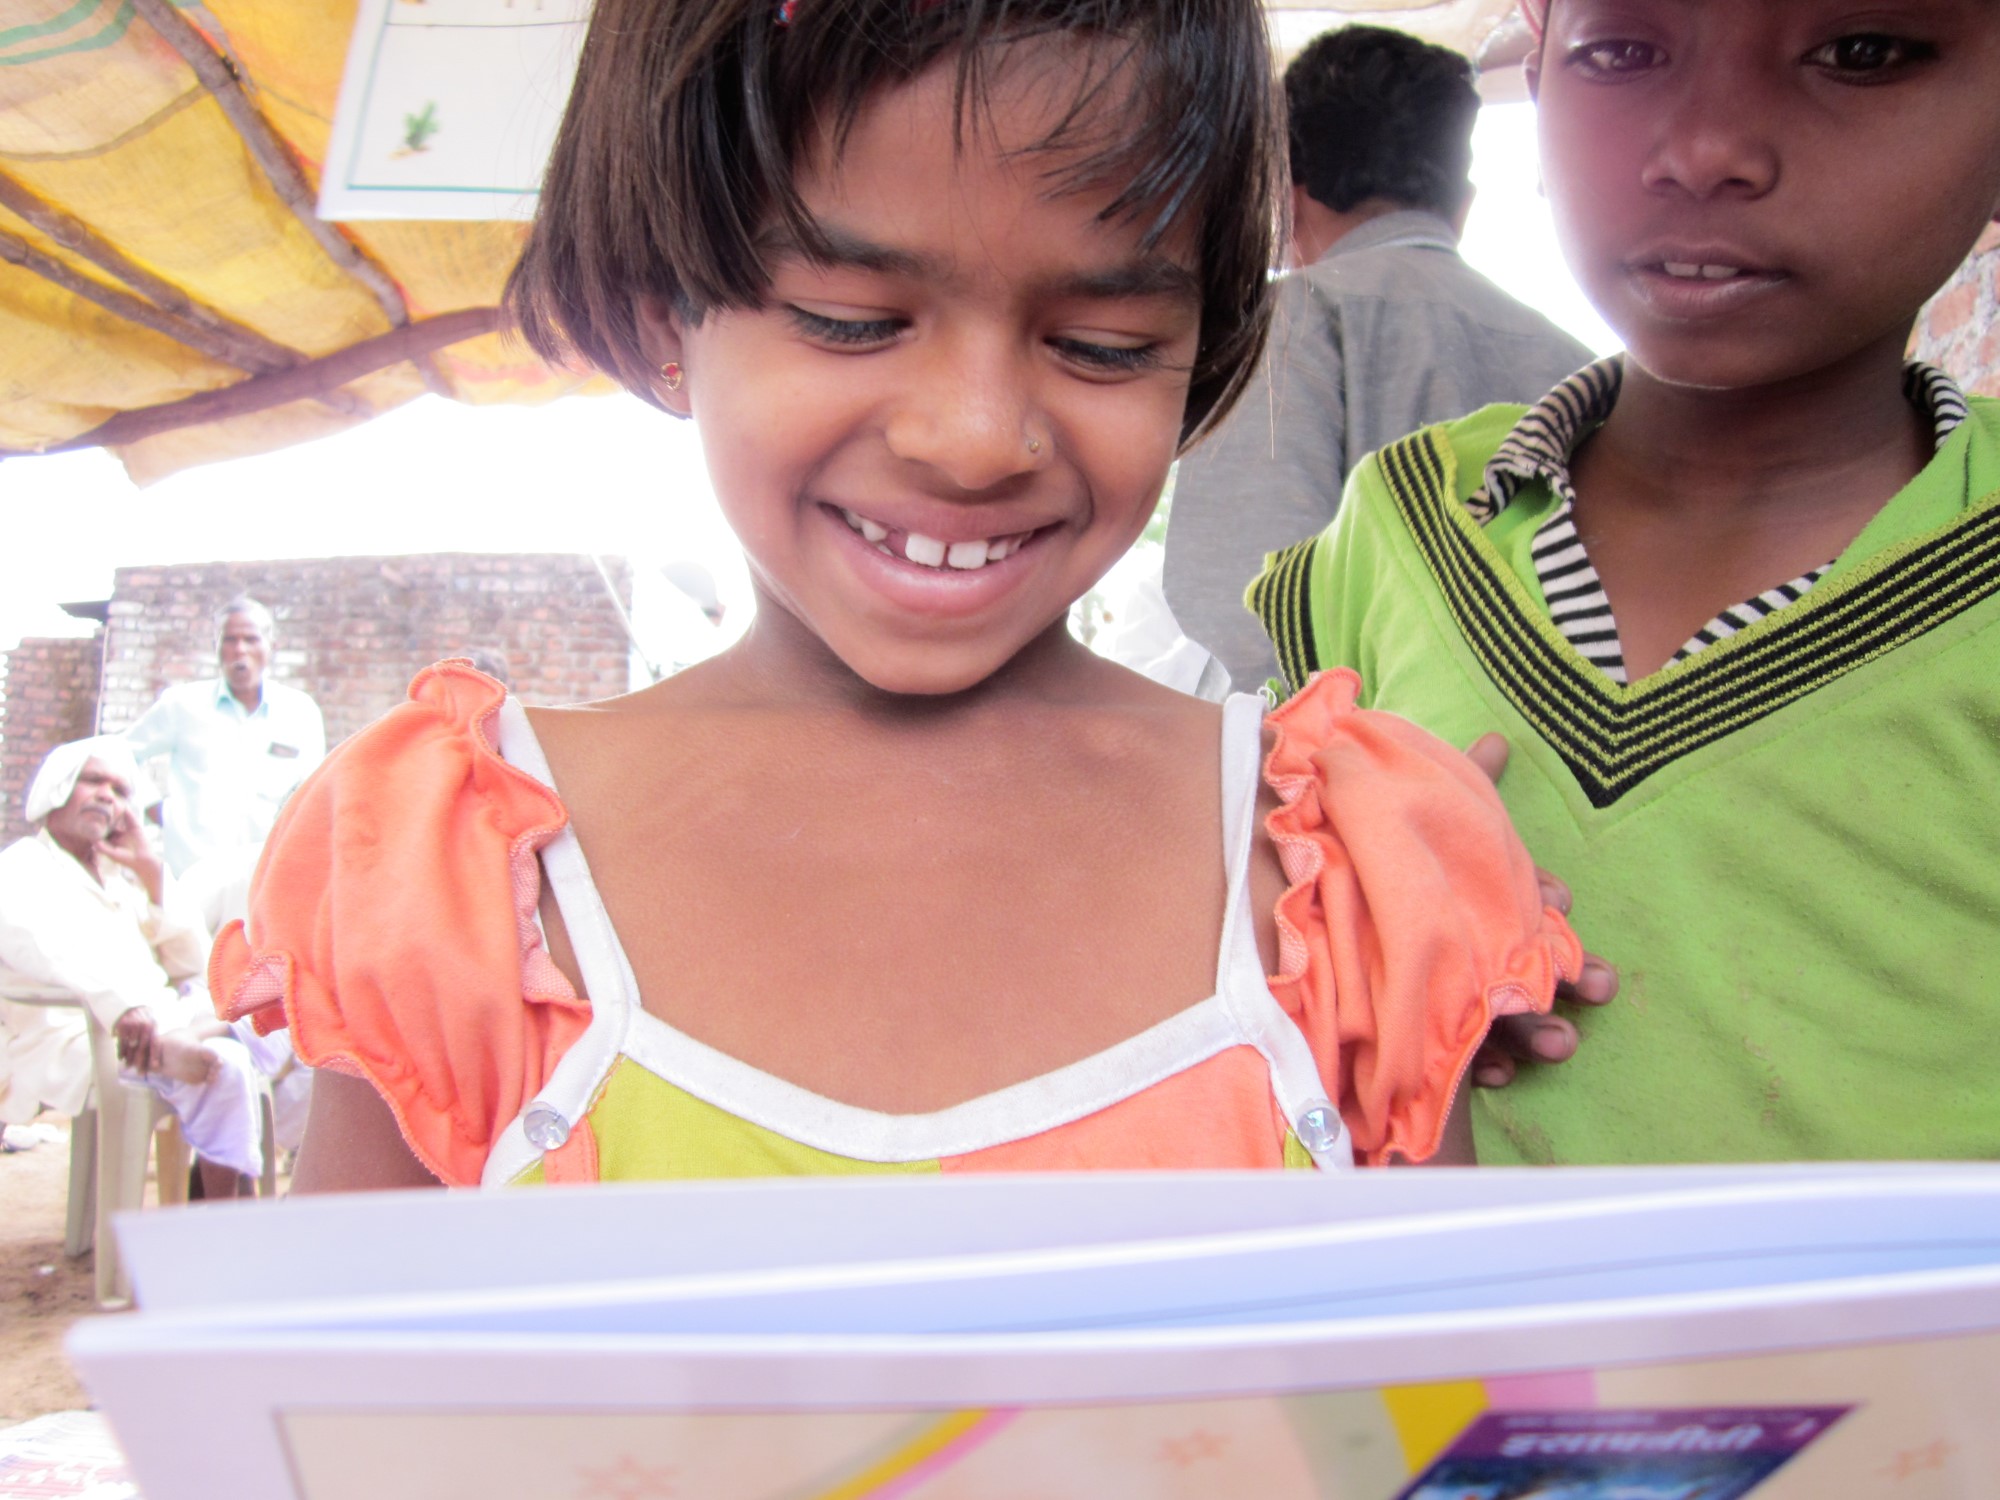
[0,737,266,1195]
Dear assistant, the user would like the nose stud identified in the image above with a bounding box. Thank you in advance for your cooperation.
[1026,437,1042,455]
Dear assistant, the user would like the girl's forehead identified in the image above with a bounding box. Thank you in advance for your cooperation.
[791,41,1193,262]
[802,36,1141,181]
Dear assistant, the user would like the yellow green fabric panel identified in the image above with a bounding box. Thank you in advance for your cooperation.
[582,1056,940,1181]
[514,1071,1317,1183]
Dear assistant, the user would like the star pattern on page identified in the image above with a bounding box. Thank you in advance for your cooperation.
[1883,1438,1954,1480]
[1158,1429,1230,1468]
[576,1454,678,1498]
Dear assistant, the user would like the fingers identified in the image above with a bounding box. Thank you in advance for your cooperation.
[1471,1040,1515,1089]
[1537,867,1572,914]
[1473,964,1617,1088]
[1459,726,1617,1089]
[1501,1012,1578,1063]
[1464,733,1510,785]
[1472,1013,1582,1088]
[1558,955,1619,1006]
[116,1011,163,1073]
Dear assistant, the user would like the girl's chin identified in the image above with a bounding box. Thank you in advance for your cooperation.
[823,627,1068,698]
[842,653,1023,699]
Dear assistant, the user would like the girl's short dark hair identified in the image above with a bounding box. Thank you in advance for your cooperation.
[505,0,1281,448]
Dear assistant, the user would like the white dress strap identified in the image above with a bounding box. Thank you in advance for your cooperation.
[1213,693,1354,1171]
[481,692,1350,1180]
[481,698,638,1186]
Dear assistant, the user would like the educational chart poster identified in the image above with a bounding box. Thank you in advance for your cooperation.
[70,1169,2000,1499]
[319,0,589,220]
[265,1334,1975,1500]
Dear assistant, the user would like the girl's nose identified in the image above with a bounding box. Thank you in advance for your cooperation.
[882,335,1049,492]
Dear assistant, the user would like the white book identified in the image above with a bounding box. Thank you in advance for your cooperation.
[68,1165,2000,1499]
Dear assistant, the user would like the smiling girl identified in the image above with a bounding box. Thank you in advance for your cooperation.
[214,0,1582,1190]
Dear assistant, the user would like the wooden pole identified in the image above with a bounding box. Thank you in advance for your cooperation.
[0,170,306,375]
[13,307,502,457]
[126,0,451,396]
[0,227,294,378]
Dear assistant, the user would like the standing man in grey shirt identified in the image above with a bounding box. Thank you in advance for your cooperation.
[1165,25,1592,692]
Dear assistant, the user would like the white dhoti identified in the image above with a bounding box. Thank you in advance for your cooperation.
[127,1028,266,1180]
[227,1019,312,1154]
[1,1000,269,1179]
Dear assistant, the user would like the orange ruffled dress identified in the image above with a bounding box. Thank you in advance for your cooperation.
[212,662,1579,1188]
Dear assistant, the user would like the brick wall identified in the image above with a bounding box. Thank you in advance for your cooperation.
[1912,225,2000,398]
[0,635,105,843]
[2,553,631,841]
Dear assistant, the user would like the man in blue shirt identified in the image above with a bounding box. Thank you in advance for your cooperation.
[125,597,326,875]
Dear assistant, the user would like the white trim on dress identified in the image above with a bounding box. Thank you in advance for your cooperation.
[485,693,1350,1178]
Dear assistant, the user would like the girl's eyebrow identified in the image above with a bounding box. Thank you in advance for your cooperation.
[1050,258,1201,304]
[759,221,932,279]
[760,219,1200,303]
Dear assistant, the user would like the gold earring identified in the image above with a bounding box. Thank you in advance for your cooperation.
[659,361,684,392]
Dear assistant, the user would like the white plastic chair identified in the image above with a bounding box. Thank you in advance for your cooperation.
[5,989,273,1306]
[80,1007,199,1305]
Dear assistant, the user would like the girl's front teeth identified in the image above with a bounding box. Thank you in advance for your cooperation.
[946,540,991,569]
[840,508,1025,570]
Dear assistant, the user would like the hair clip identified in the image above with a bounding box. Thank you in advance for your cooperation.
[775,0,798,25]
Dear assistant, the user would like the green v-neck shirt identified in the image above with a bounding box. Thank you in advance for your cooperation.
[1251,396,2000,1163]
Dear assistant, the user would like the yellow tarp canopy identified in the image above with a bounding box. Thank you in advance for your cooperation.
[0,0,1519,483]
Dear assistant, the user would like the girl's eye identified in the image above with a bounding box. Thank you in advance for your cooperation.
[1050,337,1165,376]
[785,306,903,348]
[1565,38,1666,79]
[1802,33,1935,76]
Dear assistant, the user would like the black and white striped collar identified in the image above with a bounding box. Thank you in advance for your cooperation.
[1464,358,1974,685]
[1468,358,1972,525]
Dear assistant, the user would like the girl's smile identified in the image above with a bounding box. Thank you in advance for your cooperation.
[832,505,1041,570]
[818,500,1052,623]
[640,40,1202,698]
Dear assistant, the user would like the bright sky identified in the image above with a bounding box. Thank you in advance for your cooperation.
[0,103,1618,658]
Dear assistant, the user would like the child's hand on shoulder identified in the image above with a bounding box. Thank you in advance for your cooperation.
[1462,734,1619,1090]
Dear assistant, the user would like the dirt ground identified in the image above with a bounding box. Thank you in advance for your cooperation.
[2,1115,293,1430]
[0,1115,104,1425]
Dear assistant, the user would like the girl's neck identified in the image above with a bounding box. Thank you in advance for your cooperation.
[1583,334,1931,523]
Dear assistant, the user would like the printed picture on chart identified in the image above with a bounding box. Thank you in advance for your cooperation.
[1396,1408,1849,1500]
[328,0,590,210]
